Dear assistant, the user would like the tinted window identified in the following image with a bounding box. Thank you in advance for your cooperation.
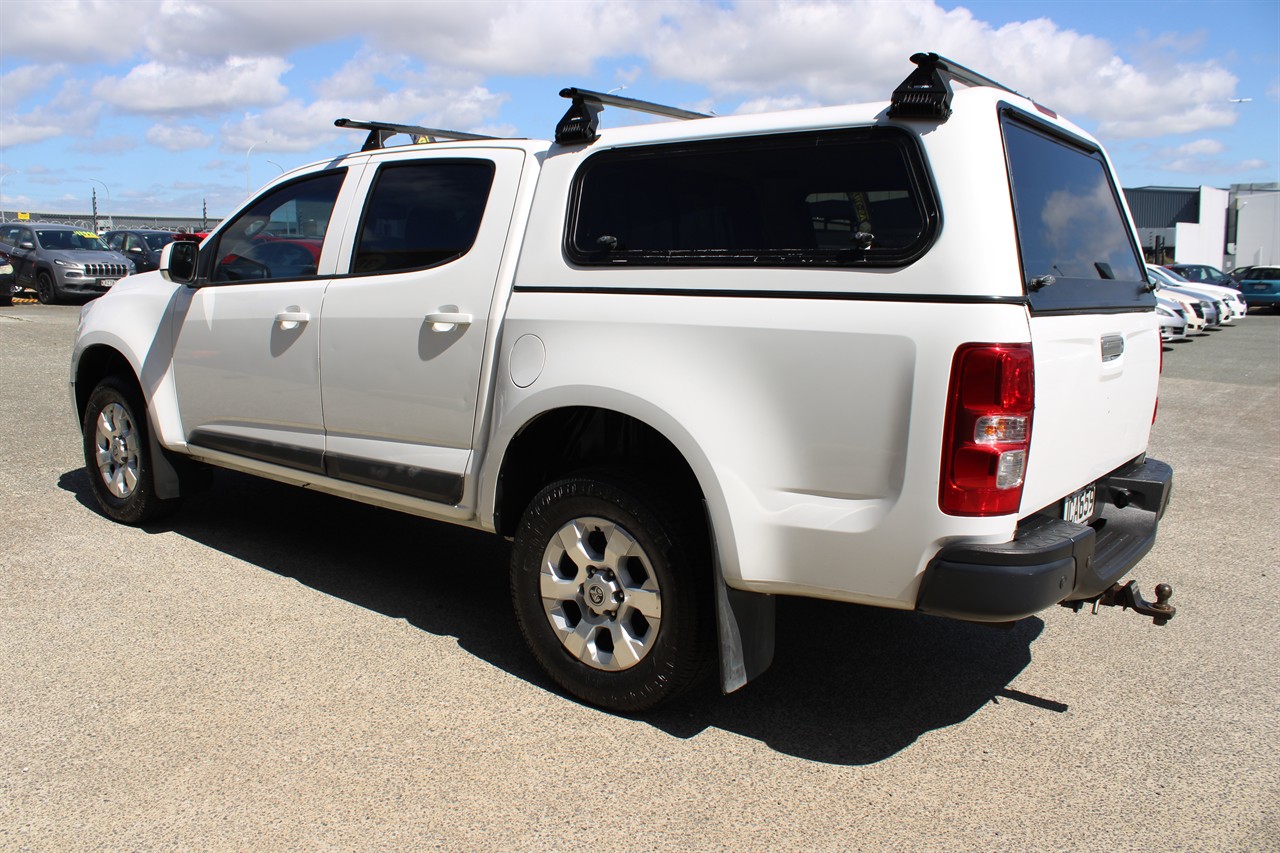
[210,170,345,283]
[569,128,936,267]
[351,160,495,275]
[1003,113,1150,313]
[36,229,109,251]
[144,233,175,252]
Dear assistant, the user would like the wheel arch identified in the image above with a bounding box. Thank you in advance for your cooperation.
[492,405,707,539]
[73,344,138,429]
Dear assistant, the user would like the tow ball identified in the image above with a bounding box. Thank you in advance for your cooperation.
[1064,581,1176,626]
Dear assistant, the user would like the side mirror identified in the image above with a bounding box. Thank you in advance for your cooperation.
[160,240,199,284]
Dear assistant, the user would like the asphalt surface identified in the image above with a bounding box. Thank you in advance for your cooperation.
[2,302,1277,851]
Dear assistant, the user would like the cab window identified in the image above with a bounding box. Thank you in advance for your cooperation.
[350,160,495,275]
[209,170,345,283]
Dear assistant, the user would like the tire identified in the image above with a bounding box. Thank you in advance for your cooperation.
[0,282,11,307]
[82,376,182,525]
[36,271,59,305]
[510,470,713,712]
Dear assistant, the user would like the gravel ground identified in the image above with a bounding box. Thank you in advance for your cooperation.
[2,303,1277,851]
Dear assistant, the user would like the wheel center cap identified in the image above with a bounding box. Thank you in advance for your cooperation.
[111,437,127,462]
[583,573,621,616]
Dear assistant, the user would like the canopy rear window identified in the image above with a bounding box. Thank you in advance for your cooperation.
[1003,111,1152,314]
[567,127,937,267]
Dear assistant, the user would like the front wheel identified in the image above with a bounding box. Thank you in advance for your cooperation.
[35,271,59,305]
[510,472,713,712]
[82,376,182,525]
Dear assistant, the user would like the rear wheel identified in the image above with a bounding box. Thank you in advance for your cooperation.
[510,471,712,712]
[36,271,59,305]
[82,376,182,524]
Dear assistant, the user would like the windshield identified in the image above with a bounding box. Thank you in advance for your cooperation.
[144,233,177,252]
[1176,265,1225,282]
[36,229,109,251]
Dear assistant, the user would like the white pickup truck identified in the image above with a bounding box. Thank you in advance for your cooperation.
[71,54,1174,712]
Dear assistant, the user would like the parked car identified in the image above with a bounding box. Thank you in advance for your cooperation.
[0,222,134,304]
[1164,263,1234,288]
[1147,265,1244,322]
[1236,266,1280,310]
[0,249,14,306]
[1154,286,1209,333]
[70,53,1175,712]
[1227,265,1255,284]
[103,229,179,274]
[1155,296,1189,342]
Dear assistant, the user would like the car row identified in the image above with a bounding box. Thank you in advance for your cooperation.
[0,223,194,304]
[1144,263,1259,343]
[1163,261,1280,311]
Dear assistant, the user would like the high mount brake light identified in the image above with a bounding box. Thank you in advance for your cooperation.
[940,343,1035,516]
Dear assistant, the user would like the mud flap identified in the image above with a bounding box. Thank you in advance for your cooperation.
[713,566,776,694]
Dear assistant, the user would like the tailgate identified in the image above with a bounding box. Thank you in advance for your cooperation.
[1000,109,1160,517]
[1021,312,1159,516]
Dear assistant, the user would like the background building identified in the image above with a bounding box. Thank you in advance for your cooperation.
[1228,183,1280,269]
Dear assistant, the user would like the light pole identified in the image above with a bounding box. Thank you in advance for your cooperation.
[0,172,9,223]
[87,178,111,231]
[246,141,266,198]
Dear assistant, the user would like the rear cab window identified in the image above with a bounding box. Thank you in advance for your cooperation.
[1002,110,1152,314]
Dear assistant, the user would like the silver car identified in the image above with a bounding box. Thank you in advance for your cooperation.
[0,222,134,304]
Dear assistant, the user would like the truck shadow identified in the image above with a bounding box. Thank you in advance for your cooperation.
[60,467,1054,766]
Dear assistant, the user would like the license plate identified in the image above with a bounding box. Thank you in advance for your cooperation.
[1062,484,1096,524]
[99,279,117,288]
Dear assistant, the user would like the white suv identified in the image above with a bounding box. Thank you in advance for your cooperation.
[71,54,1174,712]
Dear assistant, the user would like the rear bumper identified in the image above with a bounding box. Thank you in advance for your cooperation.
[916,457,1173,622]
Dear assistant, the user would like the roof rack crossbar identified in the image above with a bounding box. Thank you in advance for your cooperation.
[554,87,711,146]
[334,118,495,151]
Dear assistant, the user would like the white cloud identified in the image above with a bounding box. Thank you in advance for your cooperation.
[1,0,148,63]
[638,1,1240,140]
[0,124,65,148]
[0,65,70,108]
[92,57,292,114]
[146,124,214,151]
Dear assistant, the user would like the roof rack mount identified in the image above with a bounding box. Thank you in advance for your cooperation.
[334,118,495,151]
[555,88,711,146]
[888,52,1022,122]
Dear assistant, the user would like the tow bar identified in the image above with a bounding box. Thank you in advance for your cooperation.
[1064,581,1176,626]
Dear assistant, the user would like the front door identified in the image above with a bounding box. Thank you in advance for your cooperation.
[172,167,357,472]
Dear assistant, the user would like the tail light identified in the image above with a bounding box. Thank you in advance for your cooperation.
[940,343,1034,516]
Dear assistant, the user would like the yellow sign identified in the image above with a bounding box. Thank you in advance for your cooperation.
[17,212,29,220]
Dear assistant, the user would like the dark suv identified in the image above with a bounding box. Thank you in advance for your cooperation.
[0,223,135,304]
[103,229,179,274]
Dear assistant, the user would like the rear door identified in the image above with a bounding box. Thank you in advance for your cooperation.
[1002,111,1160,516]
[318,147,525,506]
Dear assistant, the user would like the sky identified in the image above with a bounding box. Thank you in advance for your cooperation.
[1,0,1277,220]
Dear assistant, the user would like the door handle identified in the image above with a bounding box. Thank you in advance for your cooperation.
[275,311,310,330]
[425,311,473,332]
